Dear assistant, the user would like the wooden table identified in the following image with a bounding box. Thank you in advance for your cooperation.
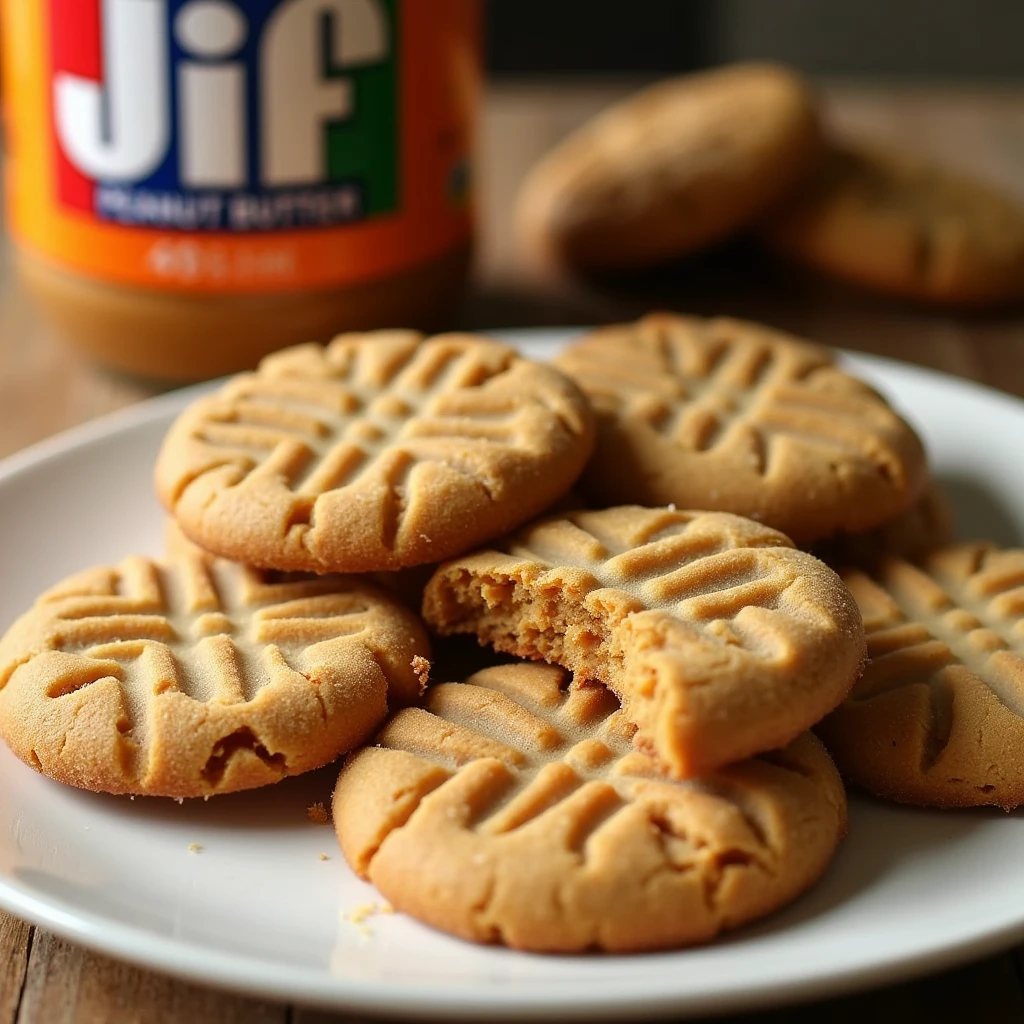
[2,80,1024,1023]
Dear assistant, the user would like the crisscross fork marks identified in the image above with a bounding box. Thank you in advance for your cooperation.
[191,348,527,493]
[374,669,640,846]
[845,546,1024,767]
[346,663,847,954]
[27,559,228,769]
[558,316,904,478]
[506,510,802,638]
[372,664,803,867]
[172,336,586,557]
[31,557,377,759]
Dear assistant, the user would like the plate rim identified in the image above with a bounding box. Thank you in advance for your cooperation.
[1,330,1023,1019]
[7,865,1024,1021]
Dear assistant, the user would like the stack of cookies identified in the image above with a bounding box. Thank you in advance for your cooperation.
[516,63,1024,308]
[2,315,1021,953]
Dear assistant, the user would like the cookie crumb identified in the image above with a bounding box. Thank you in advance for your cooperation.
[411,655,431,692]
[306,801,330,825]
[346,903,376,925]
[343,901,394,938]
[188,843,202,853]
[318,853,330,861]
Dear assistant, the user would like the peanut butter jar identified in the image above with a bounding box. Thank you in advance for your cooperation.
[2,0,479,380]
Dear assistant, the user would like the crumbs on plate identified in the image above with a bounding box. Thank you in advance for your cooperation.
[343,901,395,939]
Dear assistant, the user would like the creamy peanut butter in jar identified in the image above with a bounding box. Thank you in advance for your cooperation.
[2,0,479,379]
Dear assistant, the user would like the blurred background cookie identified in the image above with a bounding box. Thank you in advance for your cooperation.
[761,143,1024,308]
[515,63,824,273]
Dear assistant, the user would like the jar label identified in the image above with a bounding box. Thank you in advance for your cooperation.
[4,0,477,292]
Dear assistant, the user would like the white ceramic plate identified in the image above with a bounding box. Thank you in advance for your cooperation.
[1,329,1024,1021]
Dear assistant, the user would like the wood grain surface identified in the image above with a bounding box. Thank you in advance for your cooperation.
[1,80,1023,1023]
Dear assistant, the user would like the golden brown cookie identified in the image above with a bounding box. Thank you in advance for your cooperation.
[155,330,595,573]
[554,314,927,545]
[334,663,847,952]
[762,143,1024,307]
[0,551,430,797]
[813,482,953,568]
[818,543,1024,809]
[516,63,823,272]
[422,506,865,777]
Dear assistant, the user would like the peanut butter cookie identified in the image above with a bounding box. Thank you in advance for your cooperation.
[516,63,823,272]
[155,330,595,573]
[555,314,927,545]
[334,663,846,952]
[819,543,1024,809]
[0,551,430,797]
[423,506,865,777]
[762,143,1024,307]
